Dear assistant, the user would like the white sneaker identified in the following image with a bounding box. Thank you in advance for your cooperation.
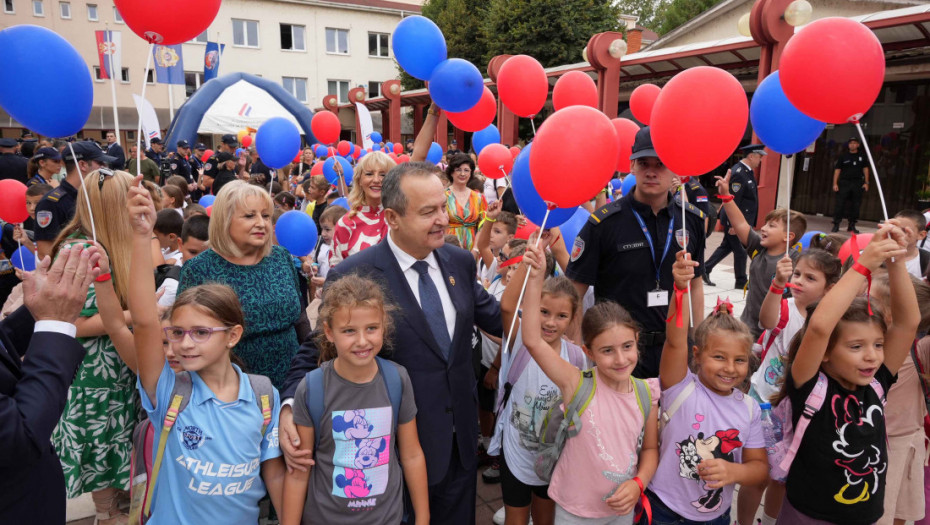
[491,506,533,525]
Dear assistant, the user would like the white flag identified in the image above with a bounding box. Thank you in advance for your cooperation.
[133,94,161,150]
[356,102,374,149]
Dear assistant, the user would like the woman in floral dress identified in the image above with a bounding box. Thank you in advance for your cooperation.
[445,153,487,252]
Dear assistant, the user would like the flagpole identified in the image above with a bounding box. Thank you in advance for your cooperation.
[106,23,120,141]
[167,83,175,124]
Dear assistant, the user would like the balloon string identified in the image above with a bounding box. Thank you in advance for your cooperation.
[785,154,793,255]
[136,43,155,182]
[529,118,537,137]
[68,141,97,244]
[680,184,692,326]
[854,121,888,222]
[502,207,550,355]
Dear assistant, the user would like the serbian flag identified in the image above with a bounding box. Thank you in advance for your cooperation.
[95,30,122,80]
[203,41,225,82]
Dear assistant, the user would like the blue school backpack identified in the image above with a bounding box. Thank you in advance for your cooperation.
[128,372,274,525]
[303,356,403,449]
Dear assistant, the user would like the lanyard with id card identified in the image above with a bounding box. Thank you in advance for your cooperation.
[632,209,674,308]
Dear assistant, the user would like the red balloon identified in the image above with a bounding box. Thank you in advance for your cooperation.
[200,149,214,163]
[205,205,213,217]
[651,67,747,176]
[552,71,598,111]
[515,222,538,240]
[393,143,403,155]
[241,135,253,148]
[388,152,399,161]
[0,179,28,223]
[293,152,301,164]
[630,84,661,125]
[447,87,497,132]
[780,17,884,124]
[530,106,619,209]
[397,154,410,163]
[310,163,324,176]
[114,0,220,45]
[311,112,341,145]
[610,118,640,172]
[478,144,514,180]
[337,140,351,156]
[509,146,521,159]
[497,55,548,118]
[353,146,362,159]
[838,233,873,264]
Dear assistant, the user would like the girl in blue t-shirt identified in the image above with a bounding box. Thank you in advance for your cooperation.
[281,274,429,525]
[127,175,285,524]
[772,222,918,525]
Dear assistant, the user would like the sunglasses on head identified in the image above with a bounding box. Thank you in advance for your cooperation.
[97,167,114,191]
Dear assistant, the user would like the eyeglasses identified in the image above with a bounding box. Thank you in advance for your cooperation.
[163,326,231,343]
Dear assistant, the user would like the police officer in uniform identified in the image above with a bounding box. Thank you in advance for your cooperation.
[703,144,763,288]
[832,137,869,233]
[200,134,238,195]
[145,137,165,167]
[565,127,706,378]
[190,143,206,203]
[28,147,62,187]
[170,140,193,184]
[33,142,115,259]
[0,138,28,183]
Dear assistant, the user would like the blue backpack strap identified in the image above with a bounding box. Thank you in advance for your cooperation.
[304,367,326,449]
[376,357,403,431]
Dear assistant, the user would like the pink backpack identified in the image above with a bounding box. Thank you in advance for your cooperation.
[768,372,885,481]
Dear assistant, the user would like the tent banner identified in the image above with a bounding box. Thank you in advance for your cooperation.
[199,80,303,134]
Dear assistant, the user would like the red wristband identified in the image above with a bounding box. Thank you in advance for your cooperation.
[667,284,688,328]
[632,477,652,525]
[95,272,112,283]
[769,283,785,295]
[718,194,734,203]
[851,262,874,315]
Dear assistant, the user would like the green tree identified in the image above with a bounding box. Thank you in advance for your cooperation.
[614,0,667,32]
[654,0,724,35]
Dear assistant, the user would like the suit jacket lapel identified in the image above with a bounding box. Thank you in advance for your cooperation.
[0,341,20,377]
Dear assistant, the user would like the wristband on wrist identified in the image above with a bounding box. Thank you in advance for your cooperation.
[718,194,734,203]
[667,284,688,328]
[632,477,652,524]
[769,282,785,295]
[95,272,112,283]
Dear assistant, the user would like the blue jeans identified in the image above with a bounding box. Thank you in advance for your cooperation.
[645,490,731,525]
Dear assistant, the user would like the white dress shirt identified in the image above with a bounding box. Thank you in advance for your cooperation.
[35,320,77,337]
[387,232,457,341]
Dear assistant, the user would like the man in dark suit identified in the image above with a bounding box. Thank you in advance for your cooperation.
[0,243,101,523]
[280,162,502,524]
[104,131,126,170]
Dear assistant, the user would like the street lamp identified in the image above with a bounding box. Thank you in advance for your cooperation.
[784,0,813,27]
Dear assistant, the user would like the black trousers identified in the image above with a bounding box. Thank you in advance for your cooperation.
[834,179,864,226]
[404,438,477,525]
[705,231,748,282]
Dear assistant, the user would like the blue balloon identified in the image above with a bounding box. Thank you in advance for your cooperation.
[198,194,216,207]
[558,207,591,253]
[799,230,825,251]
[357,149,367,159]
[275,210,318,257]
[372,144,382,152]
[370,131,383,144]
[0,26,92,138]
[750,71,826,155]
[385,142,394,154]
[314,144,328,158]
[331,197,350,210]
[429,58,484,113]
[621,175,637,196]
[472,124,500,156]
[348,143,355,155]
[323,156,354,186]
[11,246,34,272]
[256,117,301,169]
[511,145,577,228]
[392,15,447,81]
[427,142,443,164]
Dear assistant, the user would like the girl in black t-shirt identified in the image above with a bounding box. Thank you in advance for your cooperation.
[773,222,919,524]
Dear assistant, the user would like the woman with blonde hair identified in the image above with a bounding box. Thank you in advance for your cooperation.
[330,150,396,265]
[177,180,304,389]
[49,168,139,525]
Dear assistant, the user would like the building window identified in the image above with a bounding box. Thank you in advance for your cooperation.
[283,77,308,103]
[120,67,129,83]
[87,3,97,20]
[4,0,14,14]
[280,24,305,51]
[93,66,103,82]
[368,81,381,99]
[59,1,69,18]
[328,80,349,104]
[113,6,122,23]
[190,30,208,44]
[232,19,259,48]
[185,71,203,97]
[146,69,155,84]
[325,28,349,55]
[368,32,389,58]
[32,0,42,16]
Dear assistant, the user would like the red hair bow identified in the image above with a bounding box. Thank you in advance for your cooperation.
[714,297,733,315]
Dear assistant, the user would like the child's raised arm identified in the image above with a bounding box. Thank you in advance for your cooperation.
[126,175,165,402]
[791,224,907,387]
[92,244,136,371]
[882,219,920,375]
[659,250,697,390]
[521,243,581,399]
[759,256,793,330]
[714,170,752,247]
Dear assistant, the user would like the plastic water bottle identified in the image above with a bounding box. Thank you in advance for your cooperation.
[760,403,777,455]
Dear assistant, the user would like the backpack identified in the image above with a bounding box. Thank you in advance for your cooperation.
[768,372,885,482]
[658,376,756,438]
[153,263,181,290]
[534,370,652,482]
[752,298,790,362]
[495,339,587,414]
[304,356,402,449]
[128,372,274,525]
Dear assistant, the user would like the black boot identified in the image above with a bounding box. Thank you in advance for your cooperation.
[702,272,715,287]
[848,223,860,234]
[831,223,840,233]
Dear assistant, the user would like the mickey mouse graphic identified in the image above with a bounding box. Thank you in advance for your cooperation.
[676,429,743,513]
[335,468,372,498]
[332,410,374,440]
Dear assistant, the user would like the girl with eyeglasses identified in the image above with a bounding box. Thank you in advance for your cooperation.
[127,175,285,524]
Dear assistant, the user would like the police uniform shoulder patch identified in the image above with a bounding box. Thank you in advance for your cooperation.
[588,200,622,225]
[731,183,742,193]
[46,188,64,202]
[170,163,177,170]
[571,237,585,261]
[204,163,212,171]
[37,210,52,228]
[688,180,701,190]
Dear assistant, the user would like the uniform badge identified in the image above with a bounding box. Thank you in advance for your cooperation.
[449,276,455,287]
[37,211,52,228]
[731,183,742,193]
[696,196,708,203]
[170,163,177,170]
[204,163,212,171]
[571,238,585,262]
